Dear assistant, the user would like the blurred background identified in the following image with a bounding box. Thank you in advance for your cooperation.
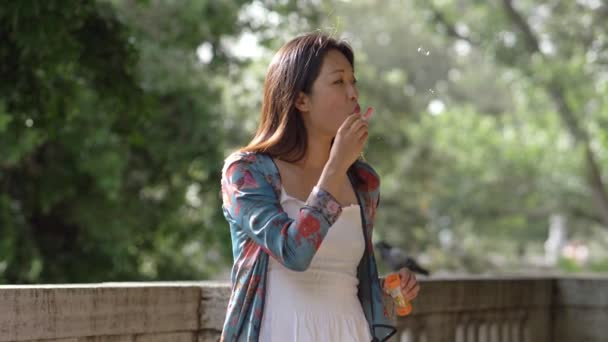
[1,0,607,284]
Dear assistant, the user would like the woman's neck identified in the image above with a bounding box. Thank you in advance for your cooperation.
[295,135,332,171]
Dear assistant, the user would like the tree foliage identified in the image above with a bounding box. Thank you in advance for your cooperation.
[2,0,607,283]
[0,0,249,283]
[309,0,608,273]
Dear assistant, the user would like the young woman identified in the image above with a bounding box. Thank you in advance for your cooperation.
[220,32,420,342]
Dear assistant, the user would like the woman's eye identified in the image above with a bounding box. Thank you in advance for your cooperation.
[334,79,344,84]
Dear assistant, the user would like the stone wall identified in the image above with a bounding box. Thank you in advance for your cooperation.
[1,277,606,342]
[0,282,229,342]
[551,277,608,342]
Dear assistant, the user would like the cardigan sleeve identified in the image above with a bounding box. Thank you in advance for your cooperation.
[221,156,342,271]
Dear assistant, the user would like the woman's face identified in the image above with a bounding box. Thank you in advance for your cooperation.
[297,49,359,138]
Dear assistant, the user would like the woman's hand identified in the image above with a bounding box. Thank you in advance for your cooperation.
[397,267,420,302]
[317,107,373,203]
[328,108,371,172]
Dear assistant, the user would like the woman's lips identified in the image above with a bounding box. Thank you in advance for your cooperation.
[353,104,361,114]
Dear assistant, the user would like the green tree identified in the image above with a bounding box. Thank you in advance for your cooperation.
[0,0,249,283]
[416,0,608,228]
[299,0,608,273]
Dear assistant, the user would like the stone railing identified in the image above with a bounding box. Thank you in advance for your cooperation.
[386,277,552,341]
[386,276,607,342]
[0,281,231,342]
[1,276,606,341]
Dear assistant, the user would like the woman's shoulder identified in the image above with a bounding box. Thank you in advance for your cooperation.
[222,150,274,176]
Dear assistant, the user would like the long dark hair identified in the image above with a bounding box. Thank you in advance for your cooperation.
[241,32,354,162]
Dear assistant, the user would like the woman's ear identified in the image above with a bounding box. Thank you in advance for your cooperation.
[295,92,310,113]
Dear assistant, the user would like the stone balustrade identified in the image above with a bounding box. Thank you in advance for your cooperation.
[1,276,606,341]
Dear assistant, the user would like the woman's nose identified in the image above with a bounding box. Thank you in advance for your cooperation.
[348,84,359,101]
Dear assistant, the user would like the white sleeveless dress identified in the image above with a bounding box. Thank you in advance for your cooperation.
[258,187,373,341]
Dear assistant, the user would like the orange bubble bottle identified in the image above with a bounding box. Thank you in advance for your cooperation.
[384,273,412,316]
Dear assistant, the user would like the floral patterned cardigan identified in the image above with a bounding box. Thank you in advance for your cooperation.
[220,151,397,341]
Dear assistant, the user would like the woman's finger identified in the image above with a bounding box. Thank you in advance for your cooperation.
[362,107,374,121]
[353,121,368,135]
[400,270,418,295]
[405,276,417,293]
[358,130,368,142]
[338,112,361,133]
[347,115,364,130]
[399,268,413,287]
[403,284,420,301]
